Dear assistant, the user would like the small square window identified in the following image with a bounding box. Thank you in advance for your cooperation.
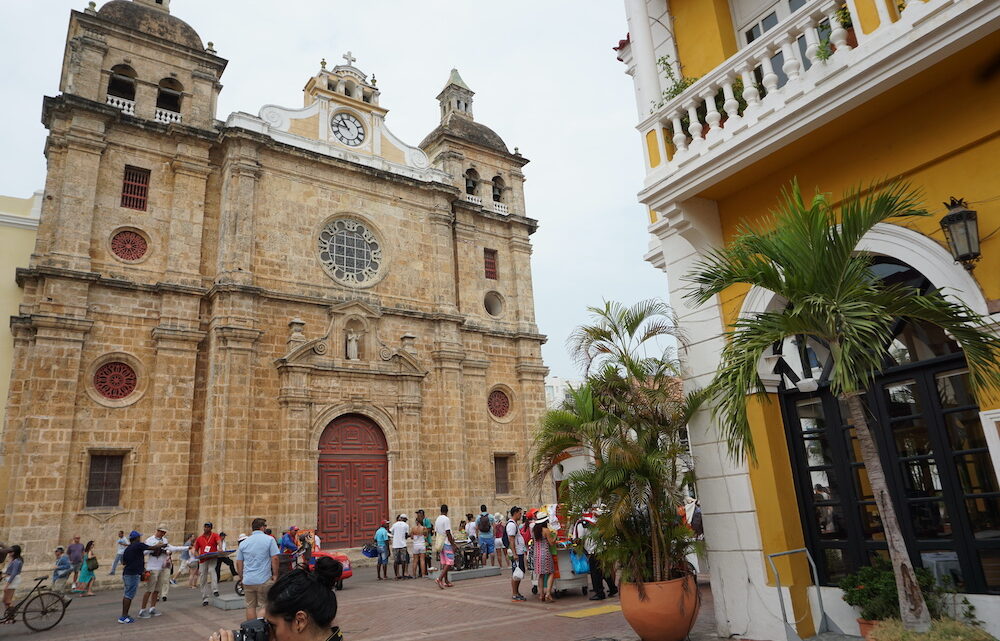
[484,248,498,280]
[86,454,124,508]
[121,166,150,211]
[495,455,511,495]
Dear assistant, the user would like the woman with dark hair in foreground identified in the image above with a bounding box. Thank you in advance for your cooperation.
[209,556,343,641]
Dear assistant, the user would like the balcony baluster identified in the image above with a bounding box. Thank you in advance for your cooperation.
[759,50,780,95]
[721,78,741,122]
[739,65,762,110]
[671,112,688,154]
[803,20,821,67]
[702,88,722,135]
[686,102,703,141]
[825,4,852,52]
[780,36,802,82]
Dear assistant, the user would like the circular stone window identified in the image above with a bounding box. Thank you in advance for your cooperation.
[110,229,149,262]
[484,291,504,317]
[318,217,384,286]
[488,389,511,418]
[94,361,138,400]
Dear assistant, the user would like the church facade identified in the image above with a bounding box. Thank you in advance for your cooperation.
[1,0,548,556]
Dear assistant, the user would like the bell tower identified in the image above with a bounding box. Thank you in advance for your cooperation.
[437,68,474,121]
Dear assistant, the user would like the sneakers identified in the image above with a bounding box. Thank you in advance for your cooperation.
[511,594,527,601]
[138,609,151,618]
[161,596,167,602]
[589,594,606,601]
[149,608,161,617]
[169,579,177,585]
[608,587,619,597]
[117,616,135,624]
[212,590,219,597]
[202,599,209,607]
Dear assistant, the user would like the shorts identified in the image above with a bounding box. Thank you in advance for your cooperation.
[5,575,21,590]
[143,568,170,593]
[495,537,505,550]
[392,548,409,565]
[122,574,140,599]
[412,539,426,554]
[243,581,271,612]
[376,544,389,565]
[439,543,455,567]
[479,536,495,554]
[71,561,82,573]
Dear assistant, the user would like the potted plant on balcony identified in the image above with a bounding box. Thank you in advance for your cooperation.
[533,300,703,641]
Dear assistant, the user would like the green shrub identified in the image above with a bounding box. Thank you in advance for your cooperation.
[838,559,941,621]
[869,619,997,641]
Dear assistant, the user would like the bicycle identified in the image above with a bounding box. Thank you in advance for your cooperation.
[0,576,71,631]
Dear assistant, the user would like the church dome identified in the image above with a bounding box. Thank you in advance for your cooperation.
[420,111,510,155]
[97,1,203,50]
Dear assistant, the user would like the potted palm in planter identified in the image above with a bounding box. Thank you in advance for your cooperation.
[533,300,703,641]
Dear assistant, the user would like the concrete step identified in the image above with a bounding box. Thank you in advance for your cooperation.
[212,592,245,611]
[427,566,501,581]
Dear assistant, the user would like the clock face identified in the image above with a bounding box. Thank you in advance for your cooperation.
[331,112,366,147]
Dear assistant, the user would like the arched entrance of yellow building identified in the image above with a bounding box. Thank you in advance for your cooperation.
[772,257,999,594]
[317,414,388,548]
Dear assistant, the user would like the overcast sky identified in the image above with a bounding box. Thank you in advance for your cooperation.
[0,0,670,380]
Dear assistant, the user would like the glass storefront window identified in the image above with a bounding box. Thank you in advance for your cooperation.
[909,500,951,538]
[936,369,975,409]
[956,453,1000,494]
[945,409,989,451]
[885,380,922,418]
[921,550,964,589]
[978,550,1000,593]
[893,418,933,457]
[966,497,1000,540]
[900,458,943,497]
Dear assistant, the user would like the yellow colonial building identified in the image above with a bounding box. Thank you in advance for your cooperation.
[619,0,1000,638]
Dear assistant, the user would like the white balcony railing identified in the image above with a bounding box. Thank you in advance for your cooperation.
[464,193,483,205]
[639,0,956,191]
[154,108,182,124]
[492,201,510,215]
[106,95,135,115]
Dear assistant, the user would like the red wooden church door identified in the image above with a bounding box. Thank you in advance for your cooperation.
[317,414,388,548]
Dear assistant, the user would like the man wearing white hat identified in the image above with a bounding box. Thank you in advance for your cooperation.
[389,514,411,580]
[138,524,188,618]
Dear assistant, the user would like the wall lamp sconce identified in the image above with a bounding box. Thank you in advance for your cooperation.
[940,197,980,271]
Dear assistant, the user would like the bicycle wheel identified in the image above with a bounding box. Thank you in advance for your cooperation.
[22,592,66,631]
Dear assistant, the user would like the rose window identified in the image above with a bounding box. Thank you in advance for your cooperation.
[318,218,383,285]
[110,230,148,261]
[94,362,138,400]
[488,389,510,418]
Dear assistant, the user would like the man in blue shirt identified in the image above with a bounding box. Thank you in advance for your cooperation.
[374,520,390,580]
[119,530,164,624]
[236,517,279,621]
[51,547,72,593]
[279,526,299,554]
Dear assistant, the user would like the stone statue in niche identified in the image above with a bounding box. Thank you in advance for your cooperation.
[346,330,360,360]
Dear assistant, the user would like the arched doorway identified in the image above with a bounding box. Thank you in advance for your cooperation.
[317,414,388,548]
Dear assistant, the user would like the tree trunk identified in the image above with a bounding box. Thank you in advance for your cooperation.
[843,391,931,632]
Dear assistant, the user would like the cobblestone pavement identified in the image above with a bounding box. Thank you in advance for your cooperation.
[0,569,728,641]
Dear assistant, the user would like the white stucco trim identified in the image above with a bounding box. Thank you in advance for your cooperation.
[0,213,40,230]
[739,222,989,318]
[980,409,1000,494]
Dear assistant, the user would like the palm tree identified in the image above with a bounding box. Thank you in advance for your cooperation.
[685,180,1000,632]
[533,299,700,589]
[530,382,608,487]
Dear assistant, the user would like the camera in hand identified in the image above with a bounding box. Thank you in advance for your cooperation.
[233,618,269,641]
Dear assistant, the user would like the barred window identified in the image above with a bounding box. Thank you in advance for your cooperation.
[484,248,498,280]
[120,166,150,211]
[86,454,124,508]
[494,455,511,495]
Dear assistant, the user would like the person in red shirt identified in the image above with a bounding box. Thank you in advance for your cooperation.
[193,522,222,606]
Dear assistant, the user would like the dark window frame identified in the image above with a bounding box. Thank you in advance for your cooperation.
[484,248,499,280]
[494,455,512,495]
[120,165,150,211]
[85,453,125,509]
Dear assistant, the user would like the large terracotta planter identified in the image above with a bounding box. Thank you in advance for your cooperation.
[620,575,700,641]
[857,618,878,640]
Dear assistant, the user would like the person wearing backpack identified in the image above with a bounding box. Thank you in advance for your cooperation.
[476,505,496,567]
[503,506,527,602]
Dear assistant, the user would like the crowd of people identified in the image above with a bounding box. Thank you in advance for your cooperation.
[367,503,618,604]
[0,502,624,635]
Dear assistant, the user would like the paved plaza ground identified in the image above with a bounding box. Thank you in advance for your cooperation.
[0,568,725,641]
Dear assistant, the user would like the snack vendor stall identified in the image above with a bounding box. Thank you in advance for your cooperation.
[528,503,590,597]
